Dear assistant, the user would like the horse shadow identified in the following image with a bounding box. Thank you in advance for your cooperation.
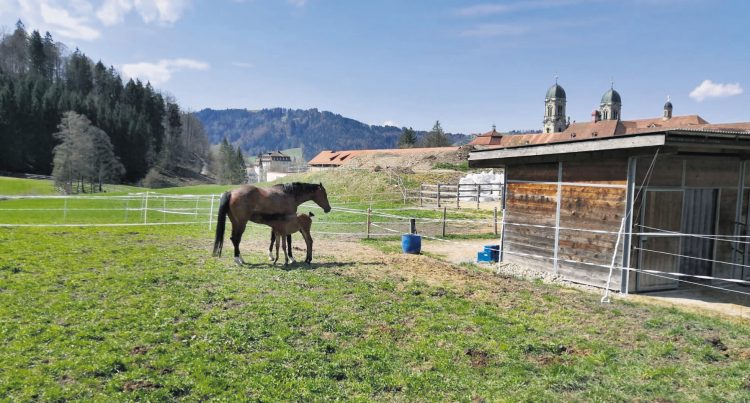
[236,260,380,271]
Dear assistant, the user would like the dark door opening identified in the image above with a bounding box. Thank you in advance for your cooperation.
[679,189,718,279]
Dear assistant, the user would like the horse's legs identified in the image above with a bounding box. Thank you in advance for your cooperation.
[287,234,296,263]
[230,220,246,265]
[268,231,275,261]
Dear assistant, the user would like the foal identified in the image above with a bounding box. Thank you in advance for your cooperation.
[251,212,315,265]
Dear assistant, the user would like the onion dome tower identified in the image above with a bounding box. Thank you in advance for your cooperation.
[543,79,567,133]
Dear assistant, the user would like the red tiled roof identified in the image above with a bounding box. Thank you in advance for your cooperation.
[479,115,750,150]
[308,147,461,166]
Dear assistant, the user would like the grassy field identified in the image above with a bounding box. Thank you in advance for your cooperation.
[1,174,750,400]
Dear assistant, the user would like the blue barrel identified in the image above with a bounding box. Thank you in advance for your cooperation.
[484,245,500,262]
[402,234,422,254]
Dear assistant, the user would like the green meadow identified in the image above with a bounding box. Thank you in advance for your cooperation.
[1,175,749,401]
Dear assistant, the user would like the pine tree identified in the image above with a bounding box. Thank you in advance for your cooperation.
[398,127,417,148]
[421,120,452,147]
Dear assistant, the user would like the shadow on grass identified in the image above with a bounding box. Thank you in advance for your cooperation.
[234,260,381,271]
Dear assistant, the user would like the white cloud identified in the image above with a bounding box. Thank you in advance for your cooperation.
[460,23,531,38]
[689,80,743,102]
[382,120,399,127]
[457,0,583,17]
[96,0,189,26]
[39,1,101,40]
[121,58,208,85]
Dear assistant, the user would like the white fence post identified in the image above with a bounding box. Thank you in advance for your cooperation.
[208,194,215,230]
[143,192,149,224]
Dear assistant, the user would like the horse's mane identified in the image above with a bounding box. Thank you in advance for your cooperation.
[274,182,320,196]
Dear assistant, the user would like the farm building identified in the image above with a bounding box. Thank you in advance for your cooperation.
[469,83,750,294]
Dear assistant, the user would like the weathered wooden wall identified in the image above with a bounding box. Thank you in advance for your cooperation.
[503,159,628,289]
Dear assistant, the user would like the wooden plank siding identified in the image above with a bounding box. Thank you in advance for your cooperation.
[503,160,628,289]
[503,181,557,271]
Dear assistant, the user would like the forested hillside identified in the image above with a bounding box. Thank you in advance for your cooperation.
[196,108,468,161]
[0,21,208,183]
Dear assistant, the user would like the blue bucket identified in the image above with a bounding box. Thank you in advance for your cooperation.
[402,234,422,254]
[484,245,500,262]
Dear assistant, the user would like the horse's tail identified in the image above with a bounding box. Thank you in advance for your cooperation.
[212,191,231,257]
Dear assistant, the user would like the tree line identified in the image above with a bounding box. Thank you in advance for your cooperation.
[398,120,452,148]
[0,20,237,190]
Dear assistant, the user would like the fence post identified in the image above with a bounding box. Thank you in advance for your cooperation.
[442,206,447,237]
[437,184,442,208]
[410,218,416,234]
[419,184,423,207]
[143,192,149,224]
[194,197,200,219]
[208,194,215,230]
[476,184,480,209]
[366,207,372,239]
[456,183,460,209]
[494,206,498,235]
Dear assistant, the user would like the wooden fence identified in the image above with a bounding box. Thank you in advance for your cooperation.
[418,183,503,209]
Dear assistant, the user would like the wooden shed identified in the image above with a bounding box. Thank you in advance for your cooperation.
[469,116,750,293]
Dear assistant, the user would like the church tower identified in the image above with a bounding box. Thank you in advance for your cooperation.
[543,80,567,133]
[599,83,622,121]
[663,96,673,120]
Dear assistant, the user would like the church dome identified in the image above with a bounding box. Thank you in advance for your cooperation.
[601,88,622,104]
[664,100,673,109]
[546,84,566,99]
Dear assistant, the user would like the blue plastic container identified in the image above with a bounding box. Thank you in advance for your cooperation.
[401,234,422,254]
[484,245,500,262]
[477,251,493,263]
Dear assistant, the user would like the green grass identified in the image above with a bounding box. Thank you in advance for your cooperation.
[3,173,749,399]
[432,161,470,172]
[0,177,58,195]
[1,225,749,400]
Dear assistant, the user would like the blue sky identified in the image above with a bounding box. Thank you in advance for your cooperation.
[1,0,748,133]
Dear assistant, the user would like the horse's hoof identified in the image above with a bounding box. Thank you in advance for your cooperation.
[289,257,297,264]
[234,256,245,265]
[268,253,274,261]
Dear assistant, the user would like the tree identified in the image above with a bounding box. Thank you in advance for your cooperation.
[398,127,417,148]
[421,120,452,147]
[51,111,123,193]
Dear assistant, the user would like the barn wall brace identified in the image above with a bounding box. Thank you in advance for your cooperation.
[621,156,637,294]
[553,162,563,274]
[733,161,745,280]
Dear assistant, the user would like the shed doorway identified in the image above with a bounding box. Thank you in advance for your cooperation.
[636,190,682,291]
[679,189,718,278]
[636,189,719,292]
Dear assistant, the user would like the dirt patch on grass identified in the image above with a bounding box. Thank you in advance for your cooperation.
[122,379,161,392]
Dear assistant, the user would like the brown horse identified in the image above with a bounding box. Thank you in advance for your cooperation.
[212,182,331,264]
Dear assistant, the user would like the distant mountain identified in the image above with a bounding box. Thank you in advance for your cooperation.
[195,108,468,161]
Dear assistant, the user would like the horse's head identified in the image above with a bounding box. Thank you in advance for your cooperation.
[313,182,331,213]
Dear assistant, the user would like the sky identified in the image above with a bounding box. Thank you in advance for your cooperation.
[1,0,748,134]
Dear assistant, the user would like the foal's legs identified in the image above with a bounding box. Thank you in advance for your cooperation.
[273,233,281,264]
[301,228,313,264]
[281,234,290,265]
[286,234,296,263]
[229,217,246,265]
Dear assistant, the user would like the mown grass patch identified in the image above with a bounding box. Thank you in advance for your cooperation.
[1,225,749,400]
